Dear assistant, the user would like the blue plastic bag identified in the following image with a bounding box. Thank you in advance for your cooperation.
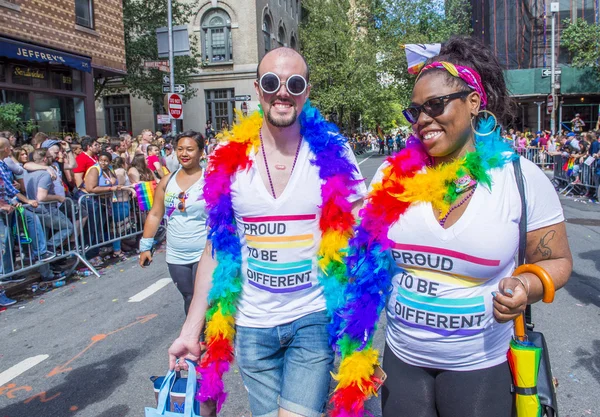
[145,360,201,417]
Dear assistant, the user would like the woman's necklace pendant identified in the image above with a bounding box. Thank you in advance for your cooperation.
[454,174,477,194]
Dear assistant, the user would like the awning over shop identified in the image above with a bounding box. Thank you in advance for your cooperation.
[0,37,92,73]
[504,66,600,97]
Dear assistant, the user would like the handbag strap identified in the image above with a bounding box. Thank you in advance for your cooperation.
[512,157,533,325]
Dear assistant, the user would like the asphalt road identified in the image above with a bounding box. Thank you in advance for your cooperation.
[0,150,599,417]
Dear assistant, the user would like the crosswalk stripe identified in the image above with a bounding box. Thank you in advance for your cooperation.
[0,355,49,387]
[128,278,172,303]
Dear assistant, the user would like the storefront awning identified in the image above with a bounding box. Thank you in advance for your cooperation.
[0,37,92,73]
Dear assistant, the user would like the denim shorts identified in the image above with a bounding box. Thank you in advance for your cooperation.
[235,310,334,417]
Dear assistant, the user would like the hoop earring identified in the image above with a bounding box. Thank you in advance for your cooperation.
[471,110,498,137]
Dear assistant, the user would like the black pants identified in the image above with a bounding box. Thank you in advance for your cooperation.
[167,261,199,316]
[381,344,513,417]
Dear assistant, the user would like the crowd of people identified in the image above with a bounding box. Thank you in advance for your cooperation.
[0,128,205,307]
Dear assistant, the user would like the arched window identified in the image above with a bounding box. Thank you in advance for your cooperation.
[201,9,233,63]
[290,35,297,50]
[278,24,286,47]
[263,14,272,54]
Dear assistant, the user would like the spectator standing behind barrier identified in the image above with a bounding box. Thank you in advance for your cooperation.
[84,152,129,261]
[140,131,207,315]
[137,129,154,156]
[128,155,155,184]
[72,137,100,189]
[146,144,167,180]
[24,149,74,254]
[164,144,180,173]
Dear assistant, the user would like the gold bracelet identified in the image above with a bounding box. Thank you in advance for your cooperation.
[511,275,530,296]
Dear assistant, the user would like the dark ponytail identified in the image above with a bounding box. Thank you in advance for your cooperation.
[424,36,514,125]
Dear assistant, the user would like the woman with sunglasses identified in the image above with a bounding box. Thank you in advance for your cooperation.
[139,130,207,316]
[334,37,572,417]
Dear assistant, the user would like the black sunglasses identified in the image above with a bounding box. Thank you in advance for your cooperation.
[402,91,472,124]
[258,72,308,96]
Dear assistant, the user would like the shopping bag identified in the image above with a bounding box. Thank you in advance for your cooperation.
[145,359,201,417]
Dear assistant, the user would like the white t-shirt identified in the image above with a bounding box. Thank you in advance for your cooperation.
[372,157,564,371]
[230,140,367,328]
[164,171,207,264]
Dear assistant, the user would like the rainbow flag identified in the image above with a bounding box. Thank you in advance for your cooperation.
[134,181,157,211]
[405,43,441,74]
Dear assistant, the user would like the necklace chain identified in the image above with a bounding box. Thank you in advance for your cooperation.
[259,129,302,199]
[439,185,477,227]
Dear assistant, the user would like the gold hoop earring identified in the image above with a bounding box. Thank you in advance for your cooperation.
[471,110,498,137]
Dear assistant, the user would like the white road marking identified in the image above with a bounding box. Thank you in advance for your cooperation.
[0,355,49,386]
[128,278,172,303]
[358,154,373,166]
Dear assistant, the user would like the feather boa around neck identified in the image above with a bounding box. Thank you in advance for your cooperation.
[196,101,360,411]
[329,117,518,417]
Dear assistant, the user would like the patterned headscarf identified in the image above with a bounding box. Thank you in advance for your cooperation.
[419,61,488,109]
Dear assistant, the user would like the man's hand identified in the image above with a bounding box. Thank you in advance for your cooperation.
[493,277,528,323]
[27,199,39,208]
[46,167,57,180]
[139,251,152,267]
[168,336,204,371]
[0,205,14,214]
[58,195,66,203]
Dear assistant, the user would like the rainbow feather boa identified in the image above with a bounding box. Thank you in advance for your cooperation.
[197,101,360,411]
[329,118,518,417]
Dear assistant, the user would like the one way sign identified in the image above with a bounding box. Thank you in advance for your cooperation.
[163,84,186,94]
[541,68,561,78]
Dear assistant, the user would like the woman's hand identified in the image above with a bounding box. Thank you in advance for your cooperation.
[492,277,528,323]
[139,250,152,267]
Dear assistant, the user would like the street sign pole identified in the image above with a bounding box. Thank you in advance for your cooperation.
[550,3,558,134]
[168,0,177,136]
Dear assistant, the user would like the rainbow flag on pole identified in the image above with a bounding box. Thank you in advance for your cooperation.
[134,181,157,211]
[405,43,441,74]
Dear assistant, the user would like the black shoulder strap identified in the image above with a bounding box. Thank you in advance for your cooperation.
[512,158,527,266]
[512,157,533,325]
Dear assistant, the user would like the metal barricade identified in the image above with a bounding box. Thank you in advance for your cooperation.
[77,190,146,261]
[0,199,98,281]
[553,155,599,198]
[516,147,553,169]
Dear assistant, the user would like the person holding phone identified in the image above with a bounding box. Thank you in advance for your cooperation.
[139,131,207,316]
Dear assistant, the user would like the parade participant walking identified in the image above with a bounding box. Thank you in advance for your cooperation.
[167,47,366,417]
[139,131,207,315]
[331,37,574,417]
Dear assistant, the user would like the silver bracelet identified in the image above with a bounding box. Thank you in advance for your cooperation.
[511,275,530,296]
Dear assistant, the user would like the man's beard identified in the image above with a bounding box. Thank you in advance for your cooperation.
[266,104,298,128]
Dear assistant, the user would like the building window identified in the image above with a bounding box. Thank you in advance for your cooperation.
[263,14,272,54]
[104,95,132,136]
[290,35,297,50]
[201,9,233,63]
[75,0,94,28]
[278,25,286,47]
[205,89,234,131]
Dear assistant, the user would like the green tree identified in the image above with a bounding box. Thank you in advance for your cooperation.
[99,0,200,108]
[0,103,36,135]
[300,0,471,133]
[561,18,600,75]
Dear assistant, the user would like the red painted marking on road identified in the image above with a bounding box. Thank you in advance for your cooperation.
[47,314,157,377]
[23,390,61,404]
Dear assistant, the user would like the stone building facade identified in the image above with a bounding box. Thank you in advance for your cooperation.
[97,0,301,138]
[0,0,126,138]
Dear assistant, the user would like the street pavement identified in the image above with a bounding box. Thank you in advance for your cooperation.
[1,150,599,417]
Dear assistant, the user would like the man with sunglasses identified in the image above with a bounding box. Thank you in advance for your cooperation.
[168,47,366,417]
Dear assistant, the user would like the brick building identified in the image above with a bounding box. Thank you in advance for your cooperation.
[98,0,300,137]
[0,0,126,138]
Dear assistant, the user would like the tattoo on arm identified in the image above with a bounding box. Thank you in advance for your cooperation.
[536,230,556,259]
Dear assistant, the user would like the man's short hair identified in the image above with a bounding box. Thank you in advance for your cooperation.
[256,47,310,83]
[32,149,48,164]
[119,133,131,142]
[81,137,96,151]
[31,132,48,147]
